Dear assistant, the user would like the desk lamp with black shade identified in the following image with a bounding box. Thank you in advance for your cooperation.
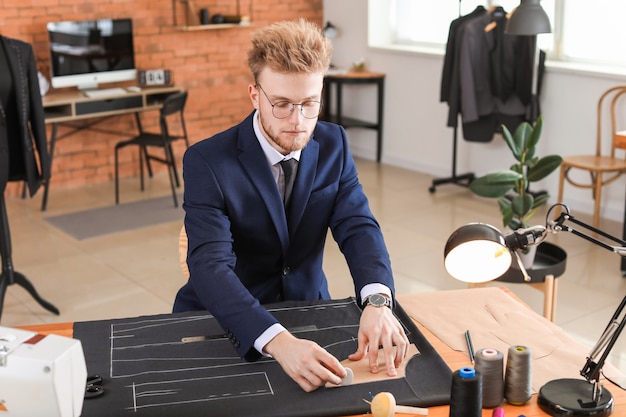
[444,203,624,417]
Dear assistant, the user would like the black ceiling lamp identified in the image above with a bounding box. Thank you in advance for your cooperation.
[323,21,338,39]
[505,0,552,35]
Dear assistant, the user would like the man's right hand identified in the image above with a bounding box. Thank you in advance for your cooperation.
[264,331,347,392]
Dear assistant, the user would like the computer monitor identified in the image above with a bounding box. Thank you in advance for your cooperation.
[47,18,136,91]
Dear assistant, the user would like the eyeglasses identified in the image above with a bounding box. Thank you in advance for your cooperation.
[256,83,322,119]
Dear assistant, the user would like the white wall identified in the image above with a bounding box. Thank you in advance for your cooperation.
[323,0,626,223]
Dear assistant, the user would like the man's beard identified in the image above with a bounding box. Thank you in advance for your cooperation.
[260,113,313,154]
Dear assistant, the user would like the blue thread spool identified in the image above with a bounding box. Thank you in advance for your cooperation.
[449,367,482,417]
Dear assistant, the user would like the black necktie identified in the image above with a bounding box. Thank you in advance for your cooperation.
[280,158,297,210]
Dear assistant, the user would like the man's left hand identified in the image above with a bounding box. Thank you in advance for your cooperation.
[348,304,410,376]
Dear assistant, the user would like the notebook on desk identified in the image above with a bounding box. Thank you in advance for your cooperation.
[74,297,452,417]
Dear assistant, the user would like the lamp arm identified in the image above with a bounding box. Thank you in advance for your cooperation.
[549,211,626,255]
[580,295,626,383]
[504,225,547,250]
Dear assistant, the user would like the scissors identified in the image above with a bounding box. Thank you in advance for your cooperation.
[85,374,104,399]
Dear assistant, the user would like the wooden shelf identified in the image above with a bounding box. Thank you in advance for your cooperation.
[175,23,249,31]
[172,0,252,28]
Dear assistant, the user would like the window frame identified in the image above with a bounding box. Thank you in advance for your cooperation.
[375,0,626,74]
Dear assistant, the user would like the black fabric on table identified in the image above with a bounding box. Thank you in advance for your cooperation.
[74,297,452,417]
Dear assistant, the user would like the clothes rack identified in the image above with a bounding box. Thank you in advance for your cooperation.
[428,125,474,193]
[429,0,476,193]
[0,195,59,320]
[432,2,537,193]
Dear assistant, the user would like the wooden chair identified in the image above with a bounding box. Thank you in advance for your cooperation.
[179,224,189,278]
[557,85,626,228]
[114,91,189,207]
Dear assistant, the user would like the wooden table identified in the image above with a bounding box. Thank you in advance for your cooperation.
[19,289,625,417]
[322,71,385,162]
[40,86,183,211]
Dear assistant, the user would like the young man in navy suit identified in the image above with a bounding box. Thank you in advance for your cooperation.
[173,19,409,392]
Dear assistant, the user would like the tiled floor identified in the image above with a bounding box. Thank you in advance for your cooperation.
[2,158,625,374]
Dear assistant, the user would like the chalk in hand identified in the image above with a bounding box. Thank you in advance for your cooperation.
[341,367,354,386]
[366,392,429,417]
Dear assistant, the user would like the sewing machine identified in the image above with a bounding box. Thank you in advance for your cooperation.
[0,326,86,416]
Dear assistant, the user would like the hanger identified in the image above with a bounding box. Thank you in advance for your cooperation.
[490,6,506,19]
[484,6,507,32]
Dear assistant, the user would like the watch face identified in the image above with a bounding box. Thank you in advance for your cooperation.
[369,293,387,307]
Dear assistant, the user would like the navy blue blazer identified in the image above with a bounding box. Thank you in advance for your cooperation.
[173,112,394,360]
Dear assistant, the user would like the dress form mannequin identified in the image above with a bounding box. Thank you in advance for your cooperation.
[0,35,58,320]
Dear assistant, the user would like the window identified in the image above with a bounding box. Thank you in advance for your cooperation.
[560,2,626,67]
[385,0,626,69]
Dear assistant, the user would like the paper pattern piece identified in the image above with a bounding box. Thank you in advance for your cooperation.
[397,287,622,392]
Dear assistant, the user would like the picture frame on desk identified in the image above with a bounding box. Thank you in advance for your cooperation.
[138,69,173,87]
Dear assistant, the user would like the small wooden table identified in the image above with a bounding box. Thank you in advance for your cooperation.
[322,71,385,162]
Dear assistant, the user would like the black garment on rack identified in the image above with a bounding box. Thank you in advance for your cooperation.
[0,36,57,320]
[440,7,539,142]
[440,5,486,105]
[440,5,486,128]
[0,35,49,196]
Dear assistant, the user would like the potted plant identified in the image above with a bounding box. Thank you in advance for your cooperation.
[469,115,563,239]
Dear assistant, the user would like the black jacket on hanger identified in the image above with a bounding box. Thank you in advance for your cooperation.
[0,35,49,196]
[440,5,486,127]
[440,8,537,142]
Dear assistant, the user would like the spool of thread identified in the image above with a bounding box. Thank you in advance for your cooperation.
[449,367,482,417]
[492,407,505,417]
[504,345,532,405]
[475,348,504,408]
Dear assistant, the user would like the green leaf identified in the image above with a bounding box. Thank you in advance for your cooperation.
[532,192,550,208]
[470,171,522,197]
[527,155,563,182]
[526,156,539,168]
[527,115,543,149]
[501,124,522,160]
[514,122,533,158]
[511,193,534,218]
[498,197,514,227]
[508,217,525,230]
[510,163,524,175]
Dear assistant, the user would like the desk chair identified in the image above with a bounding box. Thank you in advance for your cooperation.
[114,91,189,207]
[557,85,626,228]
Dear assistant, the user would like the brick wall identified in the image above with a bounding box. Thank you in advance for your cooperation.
[1,0,323,195]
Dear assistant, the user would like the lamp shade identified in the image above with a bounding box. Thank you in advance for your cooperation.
[444,223,512,283]
[323,21,337,39]
[505,0,552,35]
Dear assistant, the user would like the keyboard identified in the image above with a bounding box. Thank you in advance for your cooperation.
[83,88,128,99]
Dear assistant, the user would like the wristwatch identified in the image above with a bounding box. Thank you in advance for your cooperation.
[363,293,391,308]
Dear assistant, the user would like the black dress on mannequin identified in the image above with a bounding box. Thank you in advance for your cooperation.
[0,35,58,320]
